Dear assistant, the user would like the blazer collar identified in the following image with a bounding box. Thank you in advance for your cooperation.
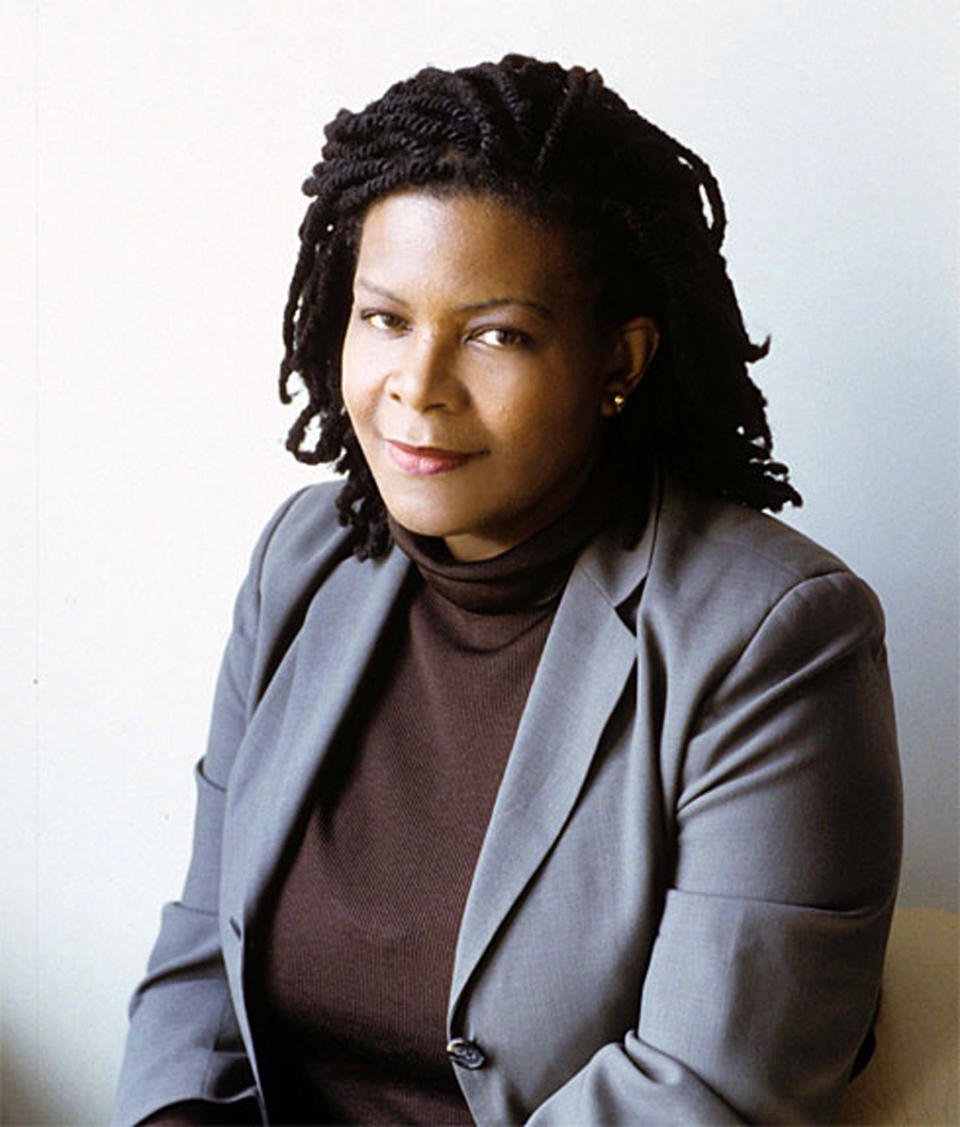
[575,459,660,607]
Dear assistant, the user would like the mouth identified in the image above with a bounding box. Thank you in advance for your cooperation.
[385,439,479,476]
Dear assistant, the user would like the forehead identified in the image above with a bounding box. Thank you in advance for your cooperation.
[354,190,594,309]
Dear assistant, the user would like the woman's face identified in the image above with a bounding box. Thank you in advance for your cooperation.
[341,190,656,561]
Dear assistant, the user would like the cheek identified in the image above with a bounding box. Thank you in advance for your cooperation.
[340,329,375,422]
[492,364,602,448]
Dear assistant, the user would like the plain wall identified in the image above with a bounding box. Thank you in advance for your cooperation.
[3,1,957,1122]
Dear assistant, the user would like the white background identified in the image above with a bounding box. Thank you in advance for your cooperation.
[2,1,957,1122]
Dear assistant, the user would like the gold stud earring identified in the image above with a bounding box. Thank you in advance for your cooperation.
[612,392,627,415]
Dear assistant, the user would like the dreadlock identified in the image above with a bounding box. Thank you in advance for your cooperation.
[279,54,801,559]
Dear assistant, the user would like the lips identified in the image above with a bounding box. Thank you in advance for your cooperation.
[386,439,477,476]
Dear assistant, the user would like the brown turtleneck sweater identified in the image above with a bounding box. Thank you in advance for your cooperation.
[144,459,627,1127]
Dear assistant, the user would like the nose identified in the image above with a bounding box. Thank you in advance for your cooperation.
[386,333,463,413]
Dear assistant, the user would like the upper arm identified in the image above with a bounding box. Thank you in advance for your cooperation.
[675,569,901,909]
[114,492,309,1127]
[640,569,902,1121]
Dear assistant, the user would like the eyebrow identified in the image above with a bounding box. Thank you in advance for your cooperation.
[354,277,556,323]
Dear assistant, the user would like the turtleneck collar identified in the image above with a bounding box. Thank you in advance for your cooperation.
[388,448,628,615]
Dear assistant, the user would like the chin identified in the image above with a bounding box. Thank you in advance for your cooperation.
[380,493,465,540]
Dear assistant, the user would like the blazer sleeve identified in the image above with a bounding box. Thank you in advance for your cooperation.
[111,493,307,1127]
[526,570,903,1125]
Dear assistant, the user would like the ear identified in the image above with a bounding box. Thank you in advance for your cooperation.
[600,317,660,417]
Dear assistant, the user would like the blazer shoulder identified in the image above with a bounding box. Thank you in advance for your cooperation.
[660,475,846,579]
[646,474,885,640]
[255,479,354,592]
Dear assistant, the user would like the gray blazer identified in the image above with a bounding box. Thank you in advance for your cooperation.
[113,470,902,1126]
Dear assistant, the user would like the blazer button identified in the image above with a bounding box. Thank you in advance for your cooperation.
[446,1038,486,1070]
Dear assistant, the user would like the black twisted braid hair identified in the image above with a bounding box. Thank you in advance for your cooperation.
[279,53,801,559]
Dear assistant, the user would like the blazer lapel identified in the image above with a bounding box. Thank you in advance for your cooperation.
[226,547,411,925]
[447,547,643,1022]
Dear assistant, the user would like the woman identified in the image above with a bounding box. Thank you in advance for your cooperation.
[114,55,901,1125]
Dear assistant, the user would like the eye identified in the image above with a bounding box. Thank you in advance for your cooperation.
[470,326,533,349]
[360,309,408,333]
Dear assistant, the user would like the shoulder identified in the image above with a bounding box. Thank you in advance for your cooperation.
[252,479,354,590]
[658,473,845,582]
[637,473,885,655]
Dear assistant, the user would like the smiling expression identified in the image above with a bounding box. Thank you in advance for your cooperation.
[341,190,656,561]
